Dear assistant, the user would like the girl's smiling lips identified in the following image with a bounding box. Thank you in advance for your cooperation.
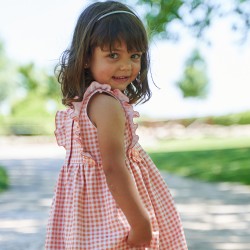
[112,76,130,82]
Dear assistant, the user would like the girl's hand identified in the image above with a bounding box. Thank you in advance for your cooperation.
[127,226,152,247]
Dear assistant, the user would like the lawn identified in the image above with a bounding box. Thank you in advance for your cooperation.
[147,137,250,185]
[0,166,9,192]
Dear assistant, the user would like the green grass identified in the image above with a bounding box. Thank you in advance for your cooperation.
[0,166,9,192]
[147,137,250,152]
[147,137,250,185]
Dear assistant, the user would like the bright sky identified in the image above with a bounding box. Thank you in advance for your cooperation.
[1,0,250,119]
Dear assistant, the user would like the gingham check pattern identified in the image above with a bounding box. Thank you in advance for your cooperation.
[45,82,188,249]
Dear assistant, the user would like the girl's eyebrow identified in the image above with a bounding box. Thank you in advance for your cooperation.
[101,47,124,52]
[101,48,142,53]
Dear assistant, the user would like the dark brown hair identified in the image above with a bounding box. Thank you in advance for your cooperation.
[56,1,151,107]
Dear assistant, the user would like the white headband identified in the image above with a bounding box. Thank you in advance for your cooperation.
[97,10,137,21]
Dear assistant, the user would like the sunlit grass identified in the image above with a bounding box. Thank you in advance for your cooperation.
[147,137,250,152]
[0,166,9,192]
[147,137,250,185]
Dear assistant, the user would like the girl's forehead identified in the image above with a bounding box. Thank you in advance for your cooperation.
[100,40,142,52]
[102,41,126,50]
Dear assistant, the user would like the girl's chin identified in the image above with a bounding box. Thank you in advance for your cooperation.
[94,79,132,91]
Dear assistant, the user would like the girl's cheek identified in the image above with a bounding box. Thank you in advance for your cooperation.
[135,63,141,72]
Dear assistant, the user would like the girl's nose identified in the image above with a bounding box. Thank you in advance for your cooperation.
[119,60,132,71]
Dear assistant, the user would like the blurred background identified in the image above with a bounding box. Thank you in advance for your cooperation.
[0,0,250,249]
[0,0,250,135]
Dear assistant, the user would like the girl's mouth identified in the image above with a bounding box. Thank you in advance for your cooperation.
[112,76,130,83]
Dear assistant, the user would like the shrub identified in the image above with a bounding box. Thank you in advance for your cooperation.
[0,116,55,135]
[0,166,9,192]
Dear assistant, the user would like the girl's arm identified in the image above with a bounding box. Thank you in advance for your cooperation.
[88,93,152,246]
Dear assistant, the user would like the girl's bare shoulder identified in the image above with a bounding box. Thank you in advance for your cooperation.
[87,92,125,127]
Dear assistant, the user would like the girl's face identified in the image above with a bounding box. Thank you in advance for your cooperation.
[89,41,142,91]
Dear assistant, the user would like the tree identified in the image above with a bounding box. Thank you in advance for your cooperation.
[131,0,249,98]
[176,49,209,98]
[136,0,250,41]
[45,74,61,100]
[10,63,61,135]
[18,63,41,92]
[17,63,60,100]
[0,41,17,104]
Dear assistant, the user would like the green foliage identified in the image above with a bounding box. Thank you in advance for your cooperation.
[1,115,55,136]
[0,41,17,103]
[0,42,7,102]
[5,117,54,136]
[152,137,250,152]
[140,0,183,39]
[0,44,62,135]
[18,63,40,91]
[17,63,61,99]
[0,166,9,192]
[0,38,63,135]
[149,146,250,185]
[8,95,54,135]
[11,93,55,118]
[151,110,250,127]
[1,60,63,135]
[136,0,250,41]
[45,74,61,99]
[176,49,209,98]
[180,111,250,126]
[212,111,250,126]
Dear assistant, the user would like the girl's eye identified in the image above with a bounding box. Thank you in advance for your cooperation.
[109,53,119,59]
[131,53,142,60]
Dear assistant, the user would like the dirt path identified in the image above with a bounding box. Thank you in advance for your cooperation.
[0,139,250,250]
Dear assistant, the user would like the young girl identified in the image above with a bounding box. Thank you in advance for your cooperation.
[45,1,188,249]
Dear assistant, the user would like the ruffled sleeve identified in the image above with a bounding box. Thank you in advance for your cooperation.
[54,81,140,150]
[85,82,140,149]
[122,102,140,148]
[112,89,140,148]
[54,99,85,149]
[83,81,112,100]
[54,110,68,148]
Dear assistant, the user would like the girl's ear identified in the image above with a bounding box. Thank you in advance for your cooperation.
[84,57,91,69]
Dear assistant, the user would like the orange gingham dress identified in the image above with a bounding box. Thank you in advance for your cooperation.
[45,81,188,250]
